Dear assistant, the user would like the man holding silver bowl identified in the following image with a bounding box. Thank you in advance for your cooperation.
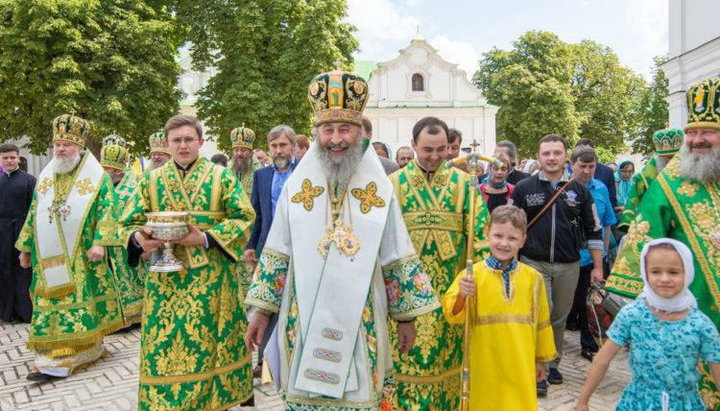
[118,114,256,411]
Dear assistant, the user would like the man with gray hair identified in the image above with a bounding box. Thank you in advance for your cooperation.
[245,69,437,410]
[244,124,298,377]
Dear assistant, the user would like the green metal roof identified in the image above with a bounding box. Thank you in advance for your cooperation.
[353,60,378,81]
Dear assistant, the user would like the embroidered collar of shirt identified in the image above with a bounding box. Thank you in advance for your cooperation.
[416,161,436,181]
[486,255,518,298]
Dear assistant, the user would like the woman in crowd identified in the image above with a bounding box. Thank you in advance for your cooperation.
[615,160,634,212]
[479,153,514,213]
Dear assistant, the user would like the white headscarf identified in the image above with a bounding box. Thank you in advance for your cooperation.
[638,238,697,312]
[523,159,538,174]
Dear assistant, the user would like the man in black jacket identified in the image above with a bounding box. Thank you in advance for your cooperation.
[509,134,603,396]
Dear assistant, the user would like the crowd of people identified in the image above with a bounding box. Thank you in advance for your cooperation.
[1,68,720,411]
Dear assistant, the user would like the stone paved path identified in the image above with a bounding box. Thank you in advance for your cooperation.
[0,320,628,410]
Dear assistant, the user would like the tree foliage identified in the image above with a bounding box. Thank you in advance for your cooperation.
[631,57,670,159]
[0,0,184,155]
[178,0,358,151]
[474,31,646,157]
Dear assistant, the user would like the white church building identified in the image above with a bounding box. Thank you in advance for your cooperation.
[358,36,498,155]
[662,0,720,128]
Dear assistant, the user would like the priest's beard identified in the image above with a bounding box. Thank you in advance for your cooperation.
[149,160,165,171]
[317,140,364,190]
[232,156,251,175]
[678,144,720,184]
[53,152,82,175]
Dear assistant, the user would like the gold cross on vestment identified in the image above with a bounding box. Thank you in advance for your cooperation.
[351,182,385,214]
[75,178,96,196]
[291,179,324,211]
[37,177,52,194]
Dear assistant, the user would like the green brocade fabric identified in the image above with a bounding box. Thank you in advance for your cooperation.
[234,154,263,293]
[607,156,720,408]
[388,160,490,410]
[16,170,124,355]
[618,156,662,231]
[105,170,144,322]
[118,158,256,411]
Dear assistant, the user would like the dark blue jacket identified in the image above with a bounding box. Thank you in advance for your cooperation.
[246,163,296,254]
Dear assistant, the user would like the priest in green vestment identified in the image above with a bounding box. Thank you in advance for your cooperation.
[245,69,439,410]
[100,134,144,326]
[147,130,172,172]
[607,76,720,409]
[16,114,124,381]
[389,117,489,410]
[229,125,263,291]
[617,128,683,232]
[119,114,256,410]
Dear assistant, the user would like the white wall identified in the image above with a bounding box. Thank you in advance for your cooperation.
[663,0,720,128]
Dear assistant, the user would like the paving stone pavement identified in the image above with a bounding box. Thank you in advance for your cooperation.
[0,320,628,410]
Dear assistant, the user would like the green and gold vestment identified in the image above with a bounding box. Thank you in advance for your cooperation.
[119,157,255,411]
[607,156,720,408]
[234,154,263,292]
[618,156,664,231]
[105,170,144,323]
[16,156,124,364]
[389,160,489,410]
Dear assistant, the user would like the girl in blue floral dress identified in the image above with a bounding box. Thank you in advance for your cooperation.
[577,238,720,410]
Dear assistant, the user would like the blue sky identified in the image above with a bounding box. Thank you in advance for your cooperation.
[347,0,668,79]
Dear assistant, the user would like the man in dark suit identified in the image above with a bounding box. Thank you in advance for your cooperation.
[243,124,298,377]
[575,138,617,209]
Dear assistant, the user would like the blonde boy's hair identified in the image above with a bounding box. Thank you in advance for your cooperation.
[489,205,527,234]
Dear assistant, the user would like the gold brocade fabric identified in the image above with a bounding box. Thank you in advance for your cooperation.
[15,170,124,357]
[119,158,256,410]
[389,160,490,410]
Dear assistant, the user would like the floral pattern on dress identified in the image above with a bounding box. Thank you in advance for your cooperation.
[608,300,720,410]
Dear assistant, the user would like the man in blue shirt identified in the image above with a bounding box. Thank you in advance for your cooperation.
[567,145,616,361]
[244,124,298,377]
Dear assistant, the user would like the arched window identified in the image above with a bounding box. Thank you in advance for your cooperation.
[411,73,425,92]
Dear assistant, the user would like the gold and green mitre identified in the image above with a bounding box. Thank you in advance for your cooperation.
[52,113,89,148]
[230,126,256,150]
[100,134,130,170]
[307,68,369,126]
[685,76,720,131]
[652,128,684,156]
[148,130,169,155]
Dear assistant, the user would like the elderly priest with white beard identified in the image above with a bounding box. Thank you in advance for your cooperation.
[245,69,439,410]
[16,114,124,381]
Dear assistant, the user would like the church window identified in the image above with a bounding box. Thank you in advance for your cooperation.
[411,73,425,91]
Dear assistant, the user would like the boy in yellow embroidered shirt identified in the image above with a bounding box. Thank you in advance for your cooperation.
[443,205,556,410]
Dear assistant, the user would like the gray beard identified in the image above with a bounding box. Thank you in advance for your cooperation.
[678,145,720,184]
[232,157,251,175]
[53,153,82,175]
[149,159,168,171]
[273,156,290,170]
[317,141,364,191]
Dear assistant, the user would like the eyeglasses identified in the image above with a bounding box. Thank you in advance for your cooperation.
[167,136,199,145]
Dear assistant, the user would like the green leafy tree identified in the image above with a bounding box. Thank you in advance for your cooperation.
[0,0,184,155]
[186,0,358,151]
[570,40,646,152]
[631,56,670,158]
[474,31,646,157]
[474,31,579,156]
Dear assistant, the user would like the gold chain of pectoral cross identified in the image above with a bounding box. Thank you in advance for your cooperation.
[317,184,360,257]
